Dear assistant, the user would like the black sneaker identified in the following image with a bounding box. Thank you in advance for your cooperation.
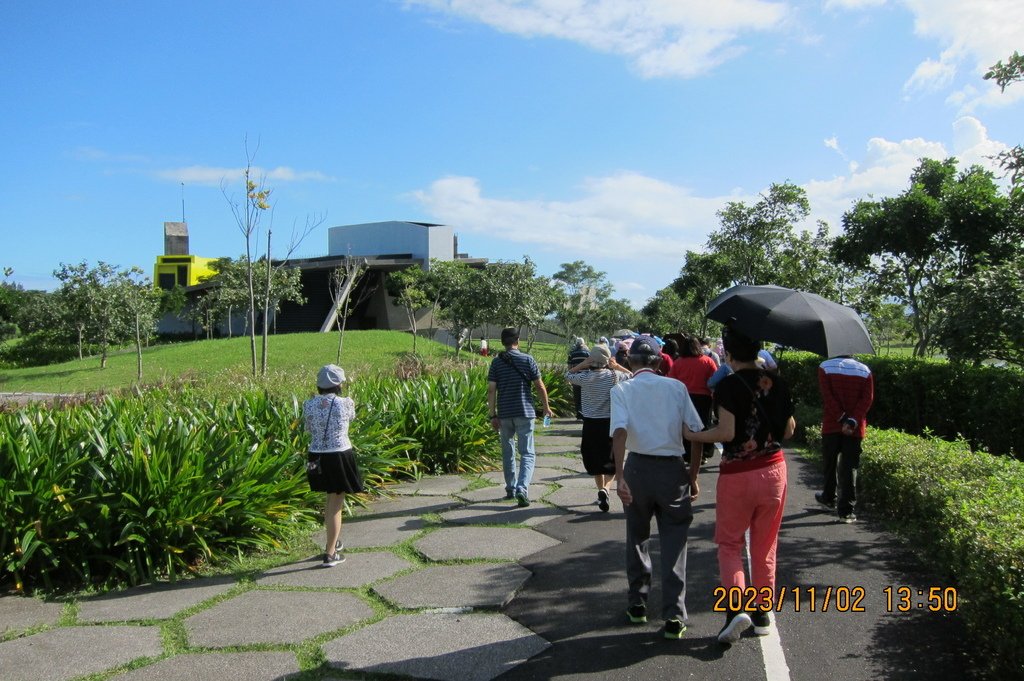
[838,513,857,524]
[627,603,647,624]
[323,552,345,567]
[663,619,686,639]
[597,489,610,513]
[717,610,752,645]
[516,492,530,508]
[751,609,771,636]
[505,489,515,500]
[815,492,835,509]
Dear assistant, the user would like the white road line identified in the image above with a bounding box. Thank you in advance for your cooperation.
[745,530,792,681]
[758,616,792,681]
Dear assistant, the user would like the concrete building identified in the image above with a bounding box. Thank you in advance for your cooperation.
[156,220,487,336]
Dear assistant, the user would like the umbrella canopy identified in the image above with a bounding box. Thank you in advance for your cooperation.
[706,285,874,357]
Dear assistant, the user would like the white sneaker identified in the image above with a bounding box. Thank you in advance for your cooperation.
[718,612,752,644]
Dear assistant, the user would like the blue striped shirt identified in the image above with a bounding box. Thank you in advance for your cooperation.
[488,349,541,418]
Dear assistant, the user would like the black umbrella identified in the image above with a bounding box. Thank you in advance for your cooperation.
[706,284,874,357]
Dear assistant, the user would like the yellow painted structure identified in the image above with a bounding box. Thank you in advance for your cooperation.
[153,255,218,290]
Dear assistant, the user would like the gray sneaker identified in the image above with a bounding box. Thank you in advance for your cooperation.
[323,552,346,567]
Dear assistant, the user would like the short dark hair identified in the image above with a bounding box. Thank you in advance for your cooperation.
[500,327,519,347]
[722,326,761,363]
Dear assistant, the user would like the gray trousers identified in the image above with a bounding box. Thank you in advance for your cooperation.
[624,453,694,622]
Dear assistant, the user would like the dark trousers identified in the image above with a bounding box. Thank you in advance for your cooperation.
[572,385,583,419]
[821,432,862,516]
[684,394,713,461]
[623,454,694,622]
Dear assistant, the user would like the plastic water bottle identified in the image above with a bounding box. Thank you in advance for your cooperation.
[543,415,551,428]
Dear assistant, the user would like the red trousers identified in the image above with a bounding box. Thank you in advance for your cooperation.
[715,459,787,594]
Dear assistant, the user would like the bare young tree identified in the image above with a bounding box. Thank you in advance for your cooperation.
[327,256,375,363]
[223,139,324,376]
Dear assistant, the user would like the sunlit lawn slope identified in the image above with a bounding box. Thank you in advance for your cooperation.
[0,331,469,394]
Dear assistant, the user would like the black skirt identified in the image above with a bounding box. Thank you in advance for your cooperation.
[306,449,364,494]
[580,417,615,475]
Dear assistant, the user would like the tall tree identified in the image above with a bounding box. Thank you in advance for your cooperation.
[115,268,161,381]
[551,260,613,342]
[708,182,810,286]
[671,250,733,336]
[834,158,1010,356]
[330,257,373,362]
[223,141,321,377]
[386,266,429,353]
[640,287,701,335]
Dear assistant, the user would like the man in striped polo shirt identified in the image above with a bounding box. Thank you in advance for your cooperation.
[487,327,553,507]
[816,355,874,523]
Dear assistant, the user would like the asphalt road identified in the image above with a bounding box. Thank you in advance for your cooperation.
[501,447,976,681]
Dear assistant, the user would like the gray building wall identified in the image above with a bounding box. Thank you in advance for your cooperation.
[327,221,454,267]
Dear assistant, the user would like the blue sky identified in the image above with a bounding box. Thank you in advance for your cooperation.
[3,1,1022,307]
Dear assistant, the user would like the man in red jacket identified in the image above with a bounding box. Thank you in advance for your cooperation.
[816,355,874,523]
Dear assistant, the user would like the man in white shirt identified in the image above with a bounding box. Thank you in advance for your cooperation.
[611,337,705,640]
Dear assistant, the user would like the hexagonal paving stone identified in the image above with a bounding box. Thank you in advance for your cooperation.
[77,576,237,623]
[0,596,63,635]
[552,473,604,488]
[529,467,577,484]
[374,563,530,609]
[456,485,511,503]
[535,454,586,472]
[108,651,301,680]
[185,591,372,648]
[546,486,617,513]
[255,551,413,588]
[414,527,560,561]
[350,495,461,518]
[323,612,549,681]
[440,498,564,528]
[312,515,427,549]
[388,475,471,496]
[0,625,162,681]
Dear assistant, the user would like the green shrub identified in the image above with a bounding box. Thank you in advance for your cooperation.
[859,430,1024,675]
[779,353,1024,459]
[354,369,497,475]
[0,391,322,592]
[0,331,90,368]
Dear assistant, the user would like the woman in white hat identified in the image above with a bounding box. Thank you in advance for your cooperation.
[303,364,363,567]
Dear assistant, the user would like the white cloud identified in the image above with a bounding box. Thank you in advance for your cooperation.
[404,0,789,78]
[412,172,732,261]
[415,119,1009,274]
[903,56,957,95]
[823,0,887,8]
[901,1,1024,108]
[804,116,1008,230]
[154,165,332,186]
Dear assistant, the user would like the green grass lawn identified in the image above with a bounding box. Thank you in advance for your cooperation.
[0,330,479,394]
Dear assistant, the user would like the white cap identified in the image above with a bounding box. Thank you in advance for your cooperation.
[316,364,346,389]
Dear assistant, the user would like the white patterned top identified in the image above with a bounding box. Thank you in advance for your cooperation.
[303,394,356,453]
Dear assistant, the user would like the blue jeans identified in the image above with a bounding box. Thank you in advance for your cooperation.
[499,416,536,498]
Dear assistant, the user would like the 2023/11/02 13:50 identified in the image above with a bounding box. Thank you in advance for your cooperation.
[884,586,959,612]
[712,586,959,612]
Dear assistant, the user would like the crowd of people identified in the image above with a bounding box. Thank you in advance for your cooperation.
[297,324,873,649]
